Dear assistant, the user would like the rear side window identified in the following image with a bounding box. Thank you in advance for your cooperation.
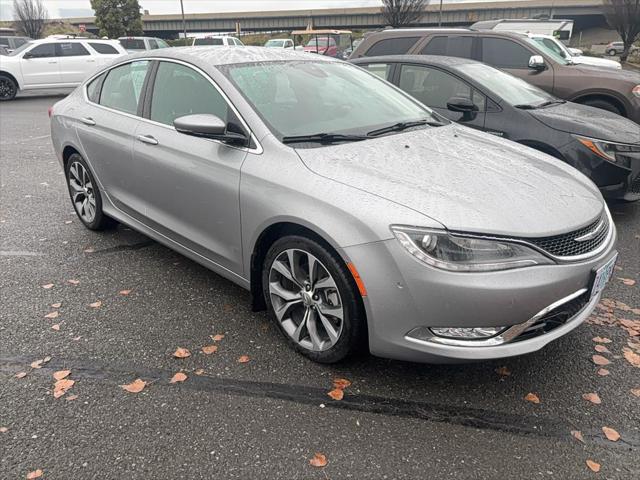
[194,38,224,46]
[156,39,170,48]
[421,36,474,59]
[150,61,228,126]
[89,42,118,54]
[148,39,159,49]
[86,72,106,103]
[119,38,146,50]
[364,37,419,56]
[14,38,27,48]
[0,37,8,47]
[481,38,532,69]
[56,42,90,57]
[100,60,150,115]
[362,63,393,81]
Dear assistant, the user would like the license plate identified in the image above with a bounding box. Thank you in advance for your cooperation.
[591,253,618,299]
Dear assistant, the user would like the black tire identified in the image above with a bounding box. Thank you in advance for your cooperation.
[64,153,117,230]
[262,235,367,363]
[580,98,622,116]
[607,49,616,56]
[0,74,18,101]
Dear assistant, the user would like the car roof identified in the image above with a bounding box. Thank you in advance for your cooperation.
[126,46,338,66]
[30,37,102,44]
[351,54,482,68]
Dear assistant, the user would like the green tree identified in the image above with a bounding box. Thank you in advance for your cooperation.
[90,0,143,38]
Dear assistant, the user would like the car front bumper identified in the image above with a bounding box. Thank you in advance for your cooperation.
[343,227,618,363]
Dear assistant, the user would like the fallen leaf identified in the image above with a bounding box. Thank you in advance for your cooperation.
[50,302,62,308]
[67,279,80,285]
[201,345,218,355]
[631,388,640,397]
[26,470,43,479]
[41,284,54,289]
[30,360,44,369]
[327,388,344,401]
[592,336,612,344]
[73,336,81,341]
[238,355,250,363]
[119,289,132,295]
[309,453,327,468]
[89,301,102,308]
[618,277,636,286]
[524,393,540,404]
[66,394,78,401]
[597,368,610,376]
[121,378,146,393]
[51,324,60,331]
[43,356,51,363]
[594,345,610,354]
[602,426,620,442]
[495,366,511,377]
[83,247,95,253]
[592,355,611,366]
[15,372,27,379]
[586,460,601,473]
[211,334,224,341]
[64,220,72,224]
[44,311,59,319]
[53,370,70,381]
[333,378,352,389]
[0,427,8,433]
[623,348,640,367]
[173,347,191,359]
[582,392,601,404]
[170,372,188,383]
[194,369,205,376]
[53,378,75,398]
[571,430,585,443]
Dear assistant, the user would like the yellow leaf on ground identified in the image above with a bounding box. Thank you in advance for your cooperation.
[327,388,344,401]
[618,277,636,286]
[194,369,205,376]
[89,301,102,308]
[592,336,612,343]
[592,355,611,366]
[26,469,44,479]
[53,378,75,398]
[67,279,80,285]
[597,368,610,376]
[15,372,27,379]
[524,393,540,404]
[201,345,218,355]
[211,334,225,341]
[51,324,60,331]
[170,372,188,383]
[602,426,620,442]
[333,378,352,389]
[571,430,584,443]
[30,360,43,369]
[594,345,610,354]
[238,355,250,363]
[630,388,640,397]
[44,311,59,319]
[42,284,54,289]
[66,394,79,401]
[586,460,600,473]
[622,348,640,367]
[0,427,8,433]
[582,393,601,404]
[119,289,132,295]
[173,347,191,359]
[309,453,327,468]
[121,378,146,393]
[53,370,71,381]
[50,302,62,308]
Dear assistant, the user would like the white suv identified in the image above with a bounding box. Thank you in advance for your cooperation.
[191,36,244,46]
[0,38,126,100]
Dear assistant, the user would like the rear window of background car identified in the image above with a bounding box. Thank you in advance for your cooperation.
[119,38,146,50]
[364,37,420,56]
[90,42,119,54]
[421,36,474,59]
[194,38,224,46]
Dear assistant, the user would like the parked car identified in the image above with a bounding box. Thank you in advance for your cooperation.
[352,55,640,201]
[349,29,640,123]
[0,38,127,101]
[0,35,30,53]
[118,36,170,53]
[0,45,8,56]
[605,41,639,56]
[192,36,244,47]
[304,37,338,56]
[50,48,617,364]
[264,38,294,49]
[528,34,621,70]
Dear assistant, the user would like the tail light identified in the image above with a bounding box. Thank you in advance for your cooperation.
[48,106,53,118]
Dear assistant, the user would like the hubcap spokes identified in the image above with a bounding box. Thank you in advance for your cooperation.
[0,79,14,99]
[269,249,344,352]
[68,162,96,223]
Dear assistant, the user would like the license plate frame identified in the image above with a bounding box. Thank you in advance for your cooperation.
[590,253,618,300]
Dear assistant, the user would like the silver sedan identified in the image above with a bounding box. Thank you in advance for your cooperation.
[50,47,618,363]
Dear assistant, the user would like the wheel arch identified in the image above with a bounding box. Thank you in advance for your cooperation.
[62,145,81,170]
[570,91,628,117]
[516,140,565,161]
[0,70,20,89]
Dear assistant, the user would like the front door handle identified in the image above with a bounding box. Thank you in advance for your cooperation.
[136,134,158,145]
[80,117,96,126]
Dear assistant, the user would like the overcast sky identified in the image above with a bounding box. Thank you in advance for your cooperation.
[0,0,520,20]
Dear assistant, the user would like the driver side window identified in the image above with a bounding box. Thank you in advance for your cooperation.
[27,43,56,58]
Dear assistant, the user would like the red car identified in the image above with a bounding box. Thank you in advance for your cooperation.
[304,37,338,57]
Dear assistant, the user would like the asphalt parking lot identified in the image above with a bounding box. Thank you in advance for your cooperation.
[1,94,639,479]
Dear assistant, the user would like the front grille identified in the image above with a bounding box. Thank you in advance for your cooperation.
[526,214,609,259]
[512,292,591,343]
[631,174,640,194]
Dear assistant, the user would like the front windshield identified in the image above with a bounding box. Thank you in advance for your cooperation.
[522,37,570,65]
[306,38,334,47]
[531,37,572,60]
[456,63,556,107]
[9,41,33,56]
[224,61,438,139]
[265,40,285,48]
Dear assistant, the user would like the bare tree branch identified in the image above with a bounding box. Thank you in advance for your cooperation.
[603,0,640,62]
[381,0,430,28]
[12,0,48,39]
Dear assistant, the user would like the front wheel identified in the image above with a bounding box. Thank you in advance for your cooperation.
[262,236,366,363]
[607,49,616,56]
[0,74,17,101]
[580,98,622,116]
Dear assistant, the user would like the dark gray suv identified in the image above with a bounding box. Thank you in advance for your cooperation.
[350,29,640,124]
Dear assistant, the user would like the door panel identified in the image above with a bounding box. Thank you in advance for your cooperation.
[20,44,60,86]
[56,42,97,84]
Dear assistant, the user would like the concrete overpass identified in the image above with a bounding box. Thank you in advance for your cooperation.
[62,0,608,39]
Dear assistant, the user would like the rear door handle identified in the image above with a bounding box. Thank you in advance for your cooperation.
[136,134,158,145]
[80,117,96,126]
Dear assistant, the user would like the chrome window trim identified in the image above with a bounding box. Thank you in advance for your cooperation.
[405,287,589,348]
[82,56,263,155]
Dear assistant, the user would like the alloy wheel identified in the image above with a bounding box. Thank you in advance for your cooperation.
[268,248,344,352]
[68,161,97,223]
[0,78,16,100]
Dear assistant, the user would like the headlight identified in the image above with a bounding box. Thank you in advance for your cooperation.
[575,136,639,167]
[390,226,554,272]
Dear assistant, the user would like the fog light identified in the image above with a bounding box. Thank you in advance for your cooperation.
[430,326,505,339]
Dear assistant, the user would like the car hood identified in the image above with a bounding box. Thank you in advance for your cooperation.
[571,56,621,69]
[295,125,604,238]
[528,102,640,144]
[570,63,640,82]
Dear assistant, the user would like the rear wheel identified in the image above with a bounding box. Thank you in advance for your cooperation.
[262,236,366,363]
[65,153,117,230]
[580,98,622,116]
[0,74,17,101]
[607,49,616,56]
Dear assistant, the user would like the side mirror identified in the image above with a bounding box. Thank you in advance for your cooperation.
[528,55,546,71]
[446,97,478,121]
[174,114,247,145]
[23,51,34,59]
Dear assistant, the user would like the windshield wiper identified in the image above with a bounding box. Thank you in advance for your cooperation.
[536,100,566,108]
[367,119,444,137]
[514,99,566,110]
[281,133,369,145]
